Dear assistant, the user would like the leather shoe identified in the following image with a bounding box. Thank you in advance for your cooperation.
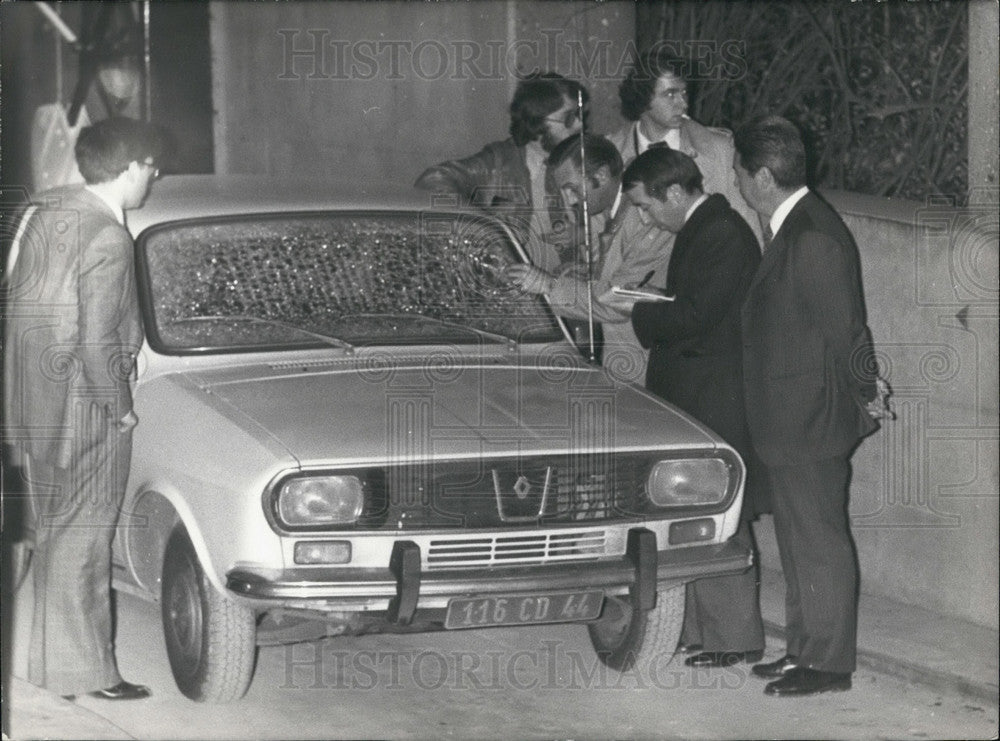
[677,642,703,654]
[88,681,151,700]
[751,654,798,679]
[684,650,764,667]
[764,667,851,696]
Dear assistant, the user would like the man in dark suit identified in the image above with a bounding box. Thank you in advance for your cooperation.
[623,146,765,668]
[732,116,878,696]
[4,117,163,700]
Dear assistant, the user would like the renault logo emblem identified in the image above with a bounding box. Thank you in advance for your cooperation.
[492,467,553,522]
[512,475,531,499]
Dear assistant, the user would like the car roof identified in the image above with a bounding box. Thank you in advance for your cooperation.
[128,174,440,236]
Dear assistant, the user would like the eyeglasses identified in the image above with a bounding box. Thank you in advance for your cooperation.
[141,158,160,179]
[658,87,688,101]
[544,109,581,128]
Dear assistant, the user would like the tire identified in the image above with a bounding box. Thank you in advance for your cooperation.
[161,527,257,702]
[587,584,685,673]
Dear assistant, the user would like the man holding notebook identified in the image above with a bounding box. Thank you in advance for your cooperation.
[625,146,767,668]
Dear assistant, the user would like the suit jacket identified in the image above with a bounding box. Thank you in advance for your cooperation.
[607,118,761,242]
[740,191,877,467]
[3,185,143,469]
[631,194,764,515]
[547,202,674,384]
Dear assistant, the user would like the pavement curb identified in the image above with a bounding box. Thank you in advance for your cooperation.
[3,677,135,741]
[762,619,1000,706]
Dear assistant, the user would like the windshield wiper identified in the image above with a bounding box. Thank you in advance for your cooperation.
[174,315,355,354]
[349,313,518,352]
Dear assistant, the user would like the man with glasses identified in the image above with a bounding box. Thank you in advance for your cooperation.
[505,134,674,385]
[4,116,163,701]
[609,50,759,240]
[415,72,588,272]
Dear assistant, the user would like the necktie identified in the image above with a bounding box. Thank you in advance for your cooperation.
[762,223,774,252]
[598,210,623,255]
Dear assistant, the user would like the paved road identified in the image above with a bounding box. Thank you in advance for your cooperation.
[9,590,996,740]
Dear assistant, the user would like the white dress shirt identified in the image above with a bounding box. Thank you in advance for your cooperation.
[769,186,809,237]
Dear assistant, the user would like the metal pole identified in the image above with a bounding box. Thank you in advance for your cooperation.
[577,90,596,364]
[143,0,152,121]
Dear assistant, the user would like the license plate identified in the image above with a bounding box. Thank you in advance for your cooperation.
[444,590,603,630]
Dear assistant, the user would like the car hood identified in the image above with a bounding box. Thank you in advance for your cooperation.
[181,361,719,466]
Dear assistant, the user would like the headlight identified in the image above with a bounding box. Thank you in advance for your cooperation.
[277,475,364,526]
[647,458,731,507]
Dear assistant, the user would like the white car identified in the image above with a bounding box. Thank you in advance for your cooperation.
[114,176,752,702]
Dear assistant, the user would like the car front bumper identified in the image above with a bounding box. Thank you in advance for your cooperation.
[226,528,752,620]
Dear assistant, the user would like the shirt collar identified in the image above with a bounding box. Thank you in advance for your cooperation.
[635,121,680,154]
[524,141,547,175]
[85,185,125,226]
[684,193,709,224]
[608,186,623,220]
[770,186,809,236]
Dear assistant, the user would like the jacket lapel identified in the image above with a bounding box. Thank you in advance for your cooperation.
[746,195,809,295]
[677,120,698,159]
[666,194,723,292]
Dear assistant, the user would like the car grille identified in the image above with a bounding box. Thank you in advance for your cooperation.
[342,453,658,531]
[426,530,607,569]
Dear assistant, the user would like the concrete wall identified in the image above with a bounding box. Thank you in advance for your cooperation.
[210,1,635,181]
[756,190,999,629]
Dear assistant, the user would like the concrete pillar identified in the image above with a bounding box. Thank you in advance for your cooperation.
[968,0,999,200]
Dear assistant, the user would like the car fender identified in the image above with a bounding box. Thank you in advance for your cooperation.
[121,372,295,599]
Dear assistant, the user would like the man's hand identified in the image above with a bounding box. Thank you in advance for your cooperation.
[505,264,555,295]
[118,410,139,433]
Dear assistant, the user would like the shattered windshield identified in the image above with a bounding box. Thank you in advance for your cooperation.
[138,211,563,353]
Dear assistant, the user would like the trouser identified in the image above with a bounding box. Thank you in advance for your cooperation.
[26,420,133,695]
[768,456,857,673]
[680,519,765,652]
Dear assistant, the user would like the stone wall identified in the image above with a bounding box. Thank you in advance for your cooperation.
[210,1,634,181]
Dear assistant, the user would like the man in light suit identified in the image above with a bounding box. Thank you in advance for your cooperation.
[505,134,674,385]
[4,117,163,700]
[625,147,765,669]
[733,116,878,696]
[607,49,759,240]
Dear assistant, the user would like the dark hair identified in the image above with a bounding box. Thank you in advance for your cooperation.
[618,49,688,122]
[547,133,623,179]
[622,145,703,199]
[75,117,164,185]
[509,72,589,147]
[733,115,807,189]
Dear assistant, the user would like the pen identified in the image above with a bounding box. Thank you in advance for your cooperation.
[636,270,655,288]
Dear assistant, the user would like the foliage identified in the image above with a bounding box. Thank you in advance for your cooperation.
[638,0,968,201]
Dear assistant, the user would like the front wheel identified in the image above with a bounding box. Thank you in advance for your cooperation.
[587,584,685,672]
[161,527,257,702]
